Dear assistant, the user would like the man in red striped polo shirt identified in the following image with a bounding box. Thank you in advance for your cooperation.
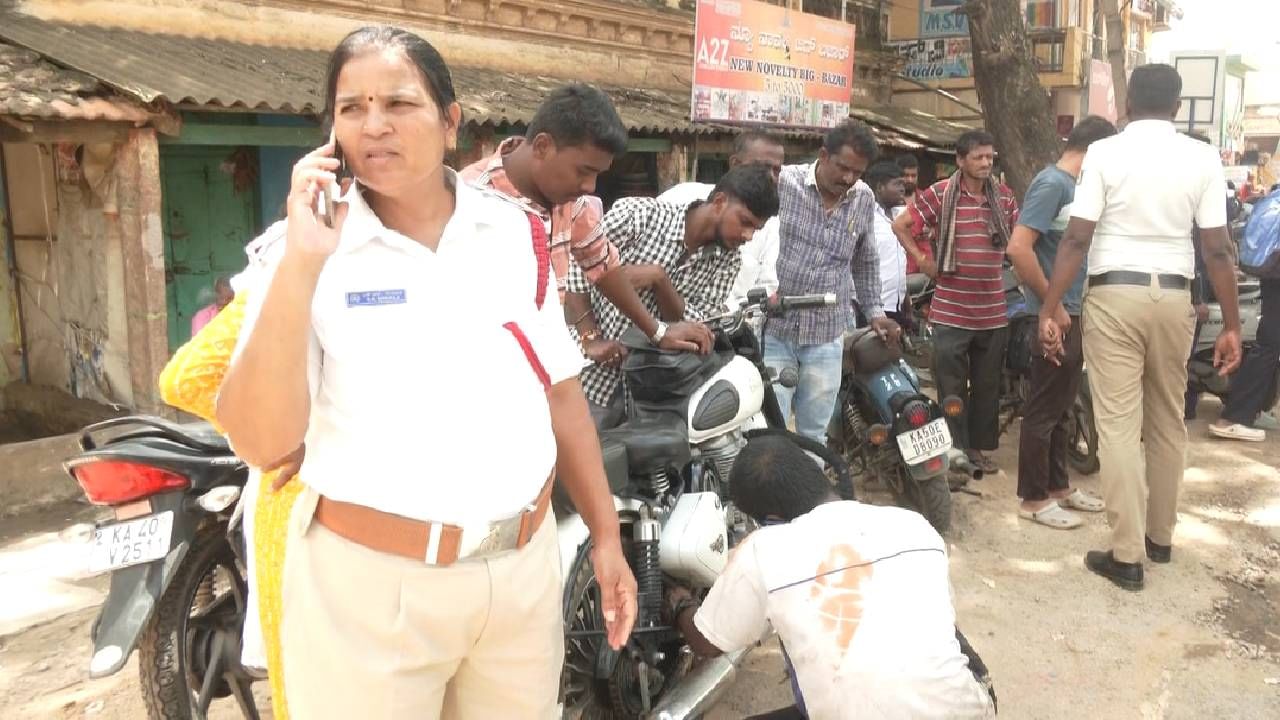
[892,131,1019,474]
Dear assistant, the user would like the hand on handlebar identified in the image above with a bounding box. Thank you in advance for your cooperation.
[870,316,903,348]
[659,321,714,354]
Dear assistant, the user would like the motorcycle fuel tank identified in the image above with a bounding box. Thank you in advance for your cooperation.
[687,356,765,444]
[659,492,728,588]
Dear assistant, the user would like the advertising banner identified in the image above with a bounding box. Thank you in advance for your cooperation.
[691,0,856,129]
[888,37,973,80]
[920,0,969,38]
[1087,59,1118,124]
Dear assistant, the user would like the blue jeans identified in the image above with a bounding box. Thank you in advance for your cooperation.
[764,334,843,444]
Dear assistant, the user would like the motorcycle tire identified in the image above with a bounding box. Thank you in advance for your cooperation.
[1067,388,1100,476]
[561,540,685,720]
[138,526,255,720]
[889,469,952,535]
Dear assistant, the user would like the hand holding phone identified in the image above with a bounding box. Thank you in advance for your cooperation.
[286,132,347,259]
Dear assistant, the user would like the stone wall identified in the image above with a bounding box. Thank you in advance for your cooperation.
[1,131,167,415]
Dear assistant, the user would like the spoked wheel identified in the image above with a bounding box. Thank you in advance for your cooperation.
[560,542,682,720]
[138,527,260,720]
[561,541,608,717]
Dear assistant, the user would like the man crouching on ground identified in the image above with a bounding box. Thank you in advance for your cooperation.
[665,436,995,719]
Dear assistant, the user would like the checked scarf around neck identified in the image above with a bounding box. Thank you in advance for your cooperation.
[936,171,1012,274]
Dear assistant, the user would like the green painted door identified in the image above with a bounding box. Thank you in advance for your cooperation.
[161,147,258,351]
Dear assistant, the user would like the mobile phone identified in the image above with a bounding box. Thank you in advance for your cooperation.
[315,131,346,228]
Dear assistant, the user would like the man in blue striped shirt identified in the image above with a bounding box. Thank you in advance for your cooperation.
[766,120,901,444]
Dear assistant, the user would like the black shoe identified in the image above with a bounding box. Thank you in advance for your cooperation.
[1085,551,1144,591]
[1145,537,1172,564]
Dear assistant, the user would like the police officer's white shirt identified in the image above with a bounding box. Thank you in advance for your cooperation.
[1071,119,1228,278]
[231,171,584,526]
[658,181,780,310]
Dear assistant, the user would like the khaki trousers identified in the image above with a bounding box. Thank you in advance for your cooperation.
[1082,282,1196,564]
[280,487,564,719]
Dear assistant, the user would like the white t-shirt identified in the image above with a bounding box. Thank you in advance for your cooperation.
[658,181,780,310]
[694,502,993,719]
[1071,119,1228,278]
[231,171,584,527]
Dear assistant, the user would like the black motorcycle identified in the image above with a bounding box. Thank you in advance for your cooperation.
[828,328,964,534]
[65,417,260,720]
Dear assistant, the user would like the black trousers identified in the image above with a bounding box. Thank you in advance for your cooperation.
[1017,319,1084,501]
[1221,278,1280,425]
[932,324,1010,452]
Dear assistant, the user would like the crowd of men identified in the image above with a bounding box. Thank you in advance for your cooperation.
[199,44,1277,716]
[464,59,1275,718]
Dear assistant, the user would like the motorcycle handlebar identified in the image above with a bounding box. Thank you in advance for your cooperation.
[764,293,837,316]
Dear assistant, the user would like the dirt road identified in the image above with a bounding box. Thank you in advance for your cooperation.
[2,397,1277,719]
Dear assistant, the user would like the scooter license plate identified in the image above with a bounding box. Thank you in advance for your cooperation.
[88,511,174,574]
[897,419,952,465]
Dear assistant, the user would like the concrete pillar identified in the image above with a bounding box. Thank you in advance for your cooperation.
[114,129,169,416]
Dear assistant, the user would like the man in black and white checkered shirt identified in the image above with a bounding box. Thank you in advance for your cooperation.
[565,164,780,428]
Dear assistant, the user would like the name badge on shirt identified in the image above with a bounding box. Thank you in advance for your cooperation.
[346,289,407,308]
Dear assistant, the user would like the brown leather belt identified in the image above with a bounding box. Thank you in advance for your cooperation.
[314,475,554,566]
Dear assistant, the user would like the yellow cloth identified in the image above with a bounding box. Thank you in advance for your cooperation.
[156,294,296,720]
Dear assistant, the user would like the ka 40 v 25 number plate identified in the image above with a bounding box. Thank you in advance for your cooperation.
[88,511,174,574]
[897,418,953,465]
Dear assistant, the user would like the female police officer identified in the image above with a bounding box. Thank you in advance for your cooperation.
[216,26,635,718]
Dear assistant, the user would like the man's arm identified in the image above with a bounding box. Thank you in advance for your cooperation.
[1200,224,1243,375]
[1009,177,1068,331]
[592,199,710,351]
[894,186,940,277]
[1006,226,1046,298]
[852,199,885,320]
[664,537,769,659]
[1037,216,1096,362]
[1194,157,1241,373]
[673,596,724,658]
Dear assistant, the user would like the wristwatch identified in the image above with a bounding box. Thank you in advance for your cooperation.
[650,321,669,345]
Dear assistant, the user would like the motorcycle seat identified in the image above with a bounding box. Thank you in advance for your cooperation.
[601,420,691,474]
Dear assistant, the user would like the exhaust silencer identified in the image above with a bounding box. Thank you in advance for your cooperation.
[647,648,749,720]
[947,449,983,481]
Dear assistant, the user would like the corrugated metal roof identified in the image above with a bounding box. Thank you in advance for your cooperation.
[0,10,325,113]
[851,103,977,149]
[0,9,706,134]
[0,40,151,122]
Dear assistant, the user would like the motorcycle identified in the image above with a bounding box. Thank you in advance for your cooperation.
[556,290,852,719]
[902,273,936,371]
[64,417,259,720]
[827,328,964,534]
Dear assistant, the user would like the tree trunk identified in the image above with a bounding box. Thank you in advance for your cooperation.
[963,0,1060,201]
